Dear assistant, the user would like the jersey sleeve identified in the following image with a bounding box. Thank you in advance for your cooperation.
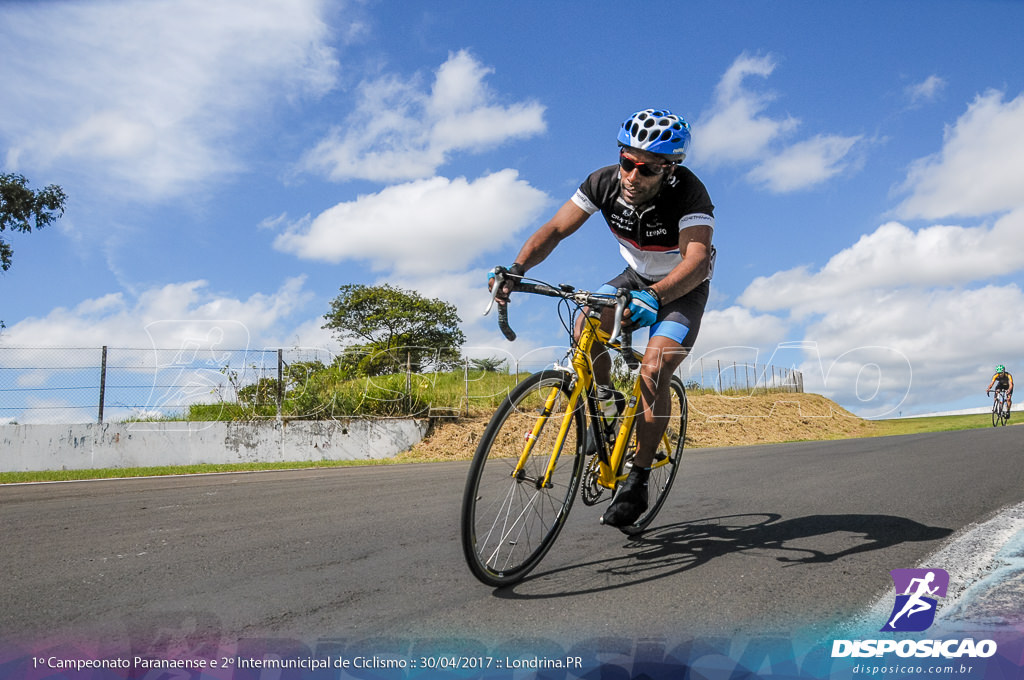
[676,168,715,231]
[571,188,599,215]
[570,166,618,216]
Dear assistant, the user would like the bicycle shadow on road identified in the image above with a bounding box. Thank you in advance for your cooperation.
[495,513,952,599]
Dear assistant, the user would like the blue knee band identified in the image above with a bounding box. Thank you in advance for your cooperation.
[650,320,690,344]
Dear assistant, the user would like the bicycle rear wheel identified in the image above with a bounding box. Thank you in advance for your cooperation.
[461,369,586,586]
[617,376,687,534]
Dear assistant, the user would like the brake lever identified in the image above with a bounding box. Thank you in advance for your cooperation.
[610,289,639,370]
[483,267,505,316]
[608,289,628,343]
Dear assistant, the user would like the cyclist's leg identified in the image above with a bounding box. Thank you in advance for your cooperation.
[601,339,687,528]
[632,282,707,467]
[633,336,689,467]
[602,283,705,528]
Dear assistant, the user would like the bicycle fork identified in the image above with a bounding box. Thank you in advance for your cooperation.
[511,379,584,489]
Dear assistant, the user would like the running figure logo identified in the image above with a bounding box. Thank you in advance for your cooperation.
[881,568,949,632]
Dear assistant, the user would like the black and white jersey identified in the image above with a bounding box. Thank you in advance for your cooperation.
[571,164,715,280]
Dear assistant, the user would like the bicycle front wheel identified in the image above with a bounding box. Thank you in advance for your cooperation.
[619,376,687,533]
[992,398,1004,427]
[460,369,586,586]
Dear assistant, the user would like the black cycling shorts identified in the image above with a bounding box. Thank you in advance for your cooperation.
[597,267,709,349]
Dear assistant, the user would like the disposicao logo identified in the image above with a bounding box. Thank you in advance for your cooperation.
[881,568,949,632]
[832,566,998,660]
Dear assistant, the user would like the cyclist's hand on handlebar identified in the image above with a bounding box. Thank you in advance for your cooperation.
[624,288,659,329]
[487,263,525,303]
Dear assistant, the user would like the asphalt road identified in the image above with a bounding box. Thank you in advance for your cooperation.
[3,426,1023,654]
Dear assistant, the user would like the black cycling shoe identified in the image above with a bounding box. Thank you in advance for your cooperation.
[600,466,649,528]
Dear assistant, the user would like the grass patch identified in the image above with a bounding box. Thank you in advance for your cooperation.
[864,412,1014,436]
[178,369,528,421]
[0,458,410,484]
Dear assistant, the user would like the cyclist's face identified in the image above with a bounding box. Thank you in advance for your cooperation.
[619,148,671,205]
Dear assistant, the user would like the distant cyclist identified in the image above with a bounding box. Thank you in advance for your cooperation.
[986,365,1013,418]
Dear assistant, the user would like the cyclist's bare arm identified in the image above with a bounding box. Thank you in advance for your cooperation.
[647,224,713,304]
[493,200,590,303]
[513,200,590,271]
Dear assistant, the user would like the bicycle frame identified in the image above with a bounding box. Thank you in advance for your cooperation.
[508,302,670,494]
[464,268,689,585]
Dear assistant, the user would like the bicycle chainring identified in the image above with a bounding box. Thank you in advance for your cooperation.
[580,455,605,505]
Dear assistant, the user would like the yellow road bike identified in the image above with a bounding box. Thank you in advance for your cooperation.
[460,267,688,587]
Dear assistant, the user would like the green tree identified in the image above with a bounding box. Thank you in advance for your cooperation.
[323,284,466,376]
[1,173,67,329]
[470,356,507,373]
[1,173,67,272]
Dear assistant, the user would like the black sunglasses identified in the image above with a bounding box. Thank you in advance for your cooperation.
[618,150,672,177]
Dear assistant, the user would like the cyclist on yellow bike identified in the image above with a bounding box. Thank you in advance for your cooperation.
[494,108,715,527]
[986,364,1013,418]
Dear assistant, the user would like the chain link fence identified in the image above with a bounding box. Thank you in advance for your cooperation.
[0,346,802,424]
[685,357,804,395]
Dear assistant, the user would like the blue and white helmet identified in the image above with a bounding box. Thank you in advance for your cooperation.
[617,109,691,161]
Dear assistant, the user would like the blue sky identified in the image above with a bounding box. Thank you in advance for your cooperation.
[2,0,1024,419]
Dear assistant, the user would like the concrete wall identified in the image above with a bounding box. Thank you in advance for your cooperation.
[0,419,430,473]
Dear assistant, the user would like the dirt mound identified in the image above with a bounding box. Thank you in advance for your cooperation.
[685,392,872,448]
[397,392,874,462]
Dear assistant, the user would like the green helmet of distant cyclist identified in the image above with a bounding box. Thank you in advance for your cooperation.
[996,364,1005,374]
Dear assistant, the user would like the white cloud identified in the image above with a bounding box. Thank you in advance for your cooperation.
[2,277,313,350]
[693,53,862,192]
[273,169,551,274]
[729,202,1024,416]
[690,306,790,359]
[728,88,1024,414]
[300,50,546,182]
[796,284,1024,417]
[0,0,338,200]
[895,89,1024,220]
[693,53,799,166]
[739,210,1024,316]
[905,75,947,106]
[746,133,863,192]
[691,282,1024,418]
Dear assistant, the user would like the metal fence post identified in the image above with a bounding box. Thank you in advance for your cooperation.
[98,346,107,424]
[277,349,283,419]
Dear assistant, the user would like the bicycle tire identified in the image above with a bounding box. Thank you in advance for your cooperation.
[616,376,687,534]
[460,369,586,586]
[992,397,1005,427]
